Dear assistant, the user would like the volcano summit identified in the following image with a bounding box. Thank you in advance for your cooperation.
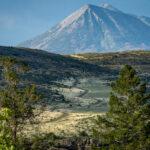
[19,3,150,54]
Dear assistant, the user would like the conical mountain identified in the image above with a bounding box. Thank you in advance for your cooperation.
[18,3,150,54]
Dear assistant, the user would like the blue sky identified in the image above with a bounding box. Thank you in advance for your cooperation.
[0,0,150,46]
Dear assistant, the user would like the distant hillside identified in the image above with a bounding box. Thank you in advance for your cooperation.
[0,46,112,104]
[1,46,150,85]
[1,46,150,103]
[70,51,150,84]
[0,46,111,82]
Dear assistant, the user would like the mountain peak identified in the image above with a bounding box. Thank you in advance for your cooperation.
[99,3,120,12]
[19,3,150,54]
[58,3,120,30]
[58,4,95,30]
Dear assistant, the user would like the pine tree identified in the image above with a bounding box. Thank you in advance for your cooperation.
[0,57,40,148]
[92,65,150,149]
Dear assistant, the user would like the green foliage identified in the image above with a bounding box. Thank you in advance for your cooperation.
[0,108,14,150]
[0,57,40,149]
[20,133,58,150]
[92,65,150,149]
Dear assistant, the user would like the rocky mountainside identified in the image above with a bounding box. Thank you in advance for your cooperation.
[18,3,150,54]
